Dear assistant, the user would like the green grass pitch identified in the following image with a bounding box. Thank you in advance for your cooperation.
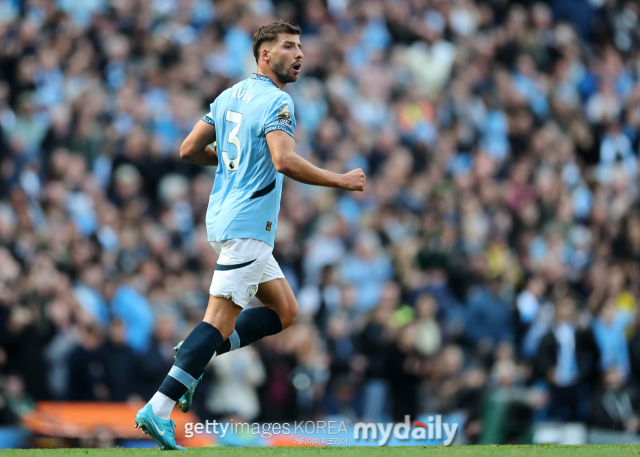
[1,446,639,457]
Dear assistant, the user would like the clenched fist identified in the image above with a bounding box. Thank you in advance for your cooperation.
[340,168,366,191]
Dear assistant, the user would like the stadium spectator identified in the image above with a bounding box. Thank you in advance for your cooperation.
[534,297,600,422]
[590,366,640,433]
[205,345,266,421]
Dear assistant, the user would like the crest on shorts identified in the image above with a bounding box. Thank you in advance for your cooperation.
[246,284,258,300]
[277,104,291,119]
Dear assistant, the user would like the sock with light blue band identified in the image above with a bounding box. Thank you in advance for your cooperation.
[168,366,197,389]
[214,307,282,357]
[159,321,223,401]
[229,330,241,351]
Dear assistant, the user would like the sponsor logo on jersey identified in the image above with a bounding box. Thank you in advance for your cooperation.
[275,118,292,127]
[266,221,272,231]
[277,104,291,119]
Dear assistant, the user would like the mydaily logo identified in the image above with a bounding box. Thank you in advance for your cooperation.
[354,415,458,446]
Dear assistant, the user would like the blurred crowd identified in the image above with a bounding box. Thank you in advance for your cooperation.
[2,0,640,445]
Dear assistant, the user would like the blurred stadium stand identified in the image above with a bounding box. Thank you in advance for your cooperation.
[2,0,640,448]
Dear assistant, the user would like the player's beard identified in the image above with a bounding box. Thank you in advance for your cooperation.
[271,57,297,84]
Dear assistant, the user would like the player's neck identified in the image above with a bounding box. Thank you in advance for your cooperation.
[256,66,285,90]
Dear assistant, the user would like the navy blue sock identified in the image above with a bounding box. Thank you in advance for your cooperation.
[159,321,223,401]
[215,307,283,356]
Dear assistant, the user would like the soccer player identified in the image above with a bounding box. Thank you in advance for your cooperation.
[134,20,365,449]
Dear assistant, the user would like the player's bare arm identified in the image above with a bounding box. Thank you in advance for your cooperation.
[267,129,365,191]
[180,120,218,166]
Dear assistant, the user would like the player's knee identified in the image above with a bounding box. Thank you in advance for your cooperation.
[279,300,298,329]
[204,295,242,339]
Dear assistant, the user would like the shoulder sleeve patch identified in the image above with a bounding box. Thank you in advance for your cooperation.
[265,97,295,139]
[277,104,291,119]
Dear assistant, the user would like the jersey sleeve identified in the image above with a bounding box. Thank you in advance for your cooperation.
[201,101,216,126]
[264,93,296,139]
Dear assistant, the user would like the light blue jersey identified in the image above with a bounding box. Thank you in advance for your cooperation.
[203,73,296,247]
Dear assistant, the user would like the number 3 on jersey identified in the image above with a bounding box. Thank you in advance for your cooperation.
[221,110,242,171]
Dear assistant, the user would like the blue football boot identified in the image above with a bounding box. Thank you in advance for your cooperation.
[134,404,186,450]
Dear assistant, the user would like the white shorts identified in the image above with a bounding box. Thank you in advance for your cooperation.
[209,238,285,308]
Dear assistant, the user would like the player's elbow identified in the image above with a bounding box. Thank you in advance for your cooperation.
[273,156,290,174]
[274,162,289,174]
[180,140,194,160]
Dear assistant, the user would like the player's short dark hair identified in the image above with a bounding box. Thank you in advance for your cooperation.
[252,20,301,63]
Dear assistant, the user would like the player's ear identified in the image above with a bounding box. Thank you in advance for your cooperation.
[262,47,270,63]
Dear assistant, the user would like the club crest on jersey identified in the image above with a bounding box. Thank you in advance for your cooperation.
[277,105,291,119]
[246,284,258,300]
